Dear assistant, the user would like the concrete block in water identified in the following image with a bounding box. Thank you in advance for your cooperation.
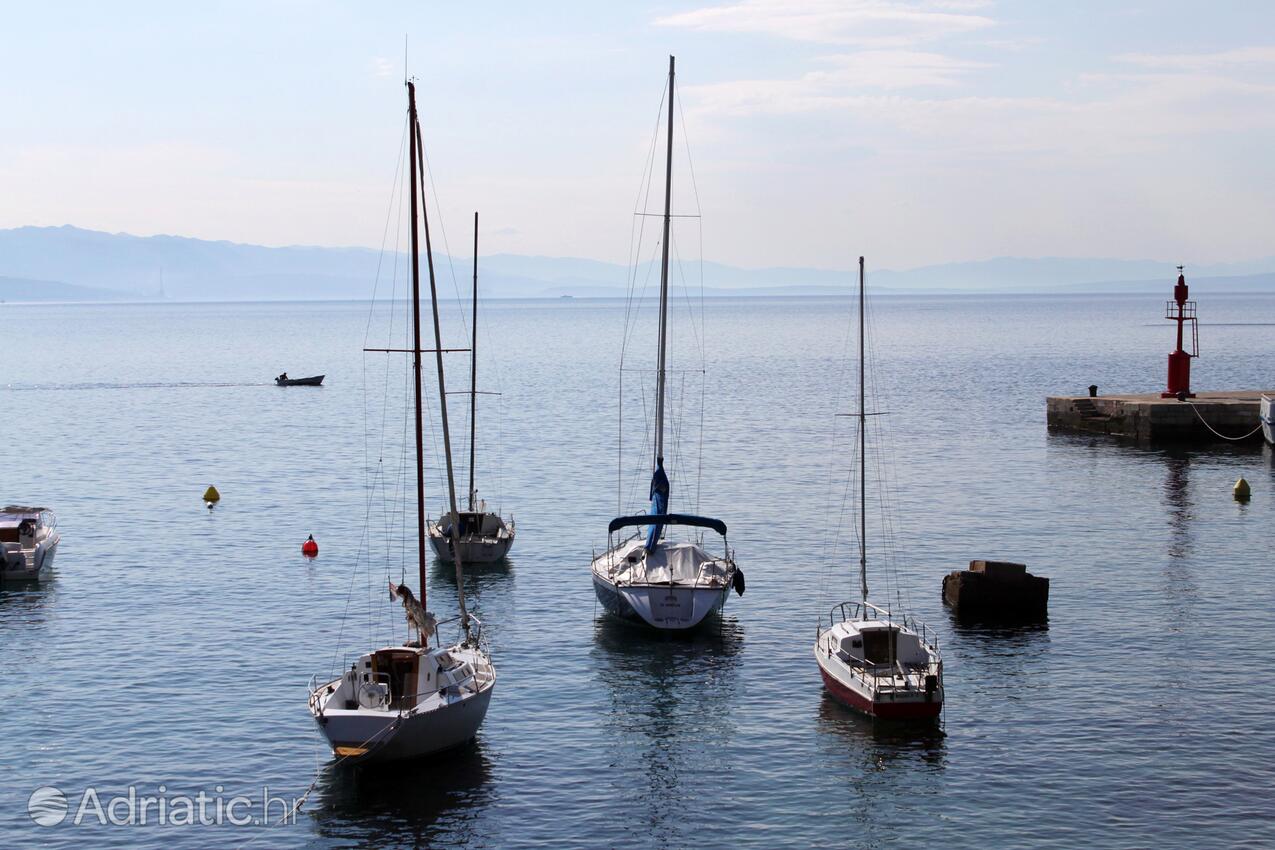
[969,559,1026,580]
[943,560,1048,619]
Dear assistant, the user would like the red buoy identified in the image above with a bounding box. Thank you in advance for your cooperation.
[301,534,318,558]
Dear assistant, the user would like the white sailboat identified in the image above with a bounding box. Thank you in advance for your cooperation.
[307,80,494,763]
[590,56,744,631]
[429,212,515,564]
[814,258,944,720]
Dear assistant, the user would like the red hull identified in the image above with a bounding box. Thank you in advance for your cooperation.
[819,665,942,720]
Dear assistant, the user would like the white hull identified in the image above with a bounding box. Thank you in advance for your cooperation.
[428,510,514,564]
[591,537,736,630]
[315,682,492,763]
[428,533,514,565]
[1,506,59,582]
[1262,395,1274,445]
[0,537,57,581]
[592,572,729,630]
[310,642,494,764]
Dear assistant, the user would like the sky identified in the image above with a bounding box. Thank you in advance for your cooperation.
[3,1,1275,270]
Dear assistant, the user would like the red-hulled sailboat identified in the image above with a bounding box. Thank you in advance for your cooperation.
[814,257,943,720]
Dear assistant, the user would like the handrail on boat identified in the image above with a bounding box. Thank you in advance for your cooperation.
[825,600,940,653]
[820,641,941,690]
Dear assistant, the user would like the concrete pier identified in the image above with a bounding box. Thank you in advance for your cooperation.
[1046,390,1272,445]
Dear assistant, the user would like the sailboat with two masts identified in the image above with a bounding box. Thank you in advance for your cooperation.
[814,257,943,720]
[590,56,744,631]
[429,212,515,564]
[307,80,494,762]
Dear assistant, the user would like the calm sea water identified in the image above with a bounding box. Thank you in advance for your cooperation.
[2,292,1274,849]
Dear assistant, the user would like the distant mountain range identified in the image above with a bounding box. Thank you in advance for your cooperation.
[2,224,1274,302]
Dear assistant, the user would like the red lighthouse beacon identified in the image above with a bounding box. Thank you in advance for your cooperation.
[1161,265,1198,399]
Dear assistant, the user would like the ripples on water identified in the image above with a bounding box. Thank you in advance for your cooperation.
[1,295,1274,849]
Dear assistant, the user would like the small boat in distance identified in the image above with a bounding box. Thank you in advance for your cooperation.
[275,373,324,386]
[814,258,944,720]
[0,506,60,582]
[428,212,515,565]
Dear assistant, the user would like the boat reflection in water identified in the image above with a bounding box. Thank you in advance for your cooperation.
[0,581,58,629]
[431,556,515,595]
[590,616,744,846]
[815,691,946,774]
[310,742,493,846]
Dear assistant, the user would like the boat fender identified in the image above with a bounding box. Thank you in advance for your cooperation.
[733,569,746,597]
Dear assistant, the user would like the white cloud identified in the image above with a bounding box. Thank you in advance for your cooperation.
[655,0,995,48]
[369,56,395,79]
[682,50,991,116]
[1115,45,1275,71]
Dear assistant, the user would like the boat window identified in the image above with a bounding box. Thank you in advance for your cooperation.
[861,629,897,665]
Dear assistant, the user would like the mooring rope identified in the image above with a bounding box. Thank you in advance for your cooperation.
[233,716,405,849]
[1183,401,1265,442]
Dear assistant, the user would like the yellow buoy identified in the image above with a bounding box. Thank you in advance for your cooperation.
[1233,477,1251,501]
[203,485,221,503]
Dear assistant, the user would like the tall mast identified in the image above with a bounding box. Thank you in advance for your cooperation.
[858,256,868,604]
[468,211,479,511]
[653,55,675,470]
[412,107,472,642]
[406,82,429,614]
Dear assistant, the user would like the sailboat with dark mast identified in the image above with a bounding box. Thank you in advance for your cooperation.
[429,212,515,564]
[590,56,743,630]
[307,79,494,762]
[814,257,943,720]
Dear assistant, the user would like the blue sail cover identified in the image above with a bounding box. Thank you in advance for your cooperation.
[645,459,670,551]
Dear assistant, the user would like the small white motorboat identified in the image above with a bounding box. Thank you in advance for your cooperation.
[0,506,59,582]
[1261,394,1274,445]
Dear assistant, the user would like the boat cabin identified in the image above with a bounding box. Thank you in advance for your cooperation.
[0,506,54,547]
[319,645,479,714]
[827,620,930,668]
[436,511,507,538]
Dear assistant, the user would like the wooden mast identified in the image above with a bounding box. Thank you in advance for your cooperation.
[406,81,429,617]
[412,102,472,642]
[468,211,479,512]
[858,256,868,604]
[654,55,675,471]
